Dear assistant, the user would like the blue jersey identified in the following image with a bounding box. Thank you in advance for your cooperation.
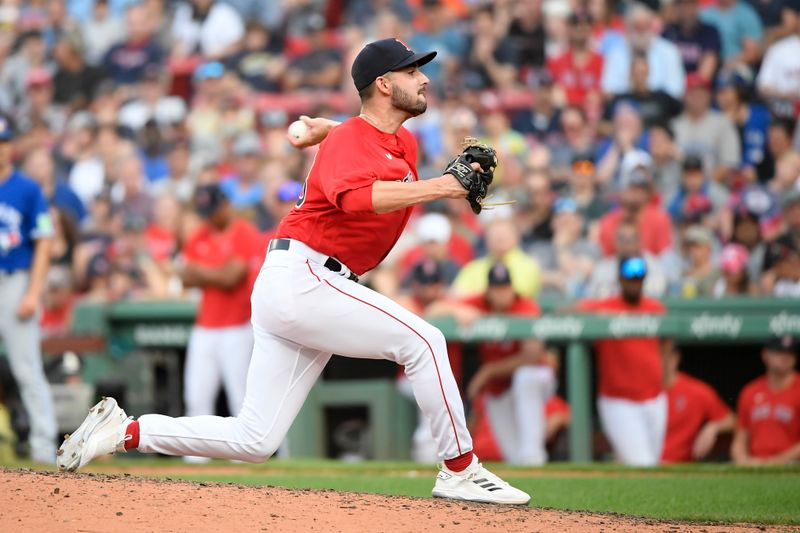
[0,171,53,272]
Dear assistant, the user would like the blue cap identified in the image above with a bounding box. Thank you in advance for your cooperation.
[193,61,225,81]
[0,116,14,141]
[277,181,303,202]
[619,256,647,279]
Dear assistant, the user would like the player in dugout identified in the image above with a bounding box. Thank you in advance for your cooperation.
[428,262,556,465]
[731,335,800,465]
[660,338,734,463]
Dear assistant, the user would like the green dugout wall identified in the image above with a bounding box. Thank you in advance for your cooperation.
[38,297,800,460]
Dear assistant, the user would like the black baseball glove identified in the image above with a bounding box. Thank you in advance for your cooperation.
[444,138,498,214]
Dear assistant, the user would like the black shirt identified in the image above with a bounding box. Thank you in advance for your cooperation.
[662,21,721,73]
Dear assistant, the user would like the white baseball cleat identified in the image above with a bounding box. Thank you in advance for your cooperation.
[432,455,531,505]
[57,397,131,472]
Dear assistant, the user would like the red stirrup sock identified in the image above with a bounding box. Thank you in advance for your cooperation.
[124,420,140,450]
[444,451,474,472]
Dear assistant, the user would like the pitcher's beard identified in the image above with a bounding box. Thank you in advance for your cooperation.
[392,84,427,116]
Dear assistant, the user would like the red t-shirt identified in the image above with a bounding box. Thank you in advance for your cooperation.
[461,295,541,396]
[577,296,665,401]
[597,205,673,256]
[546,50,604,106]
[662,372,731,463]
[277,117,419,275]
[183,218,264,328]
[736,373,800,459]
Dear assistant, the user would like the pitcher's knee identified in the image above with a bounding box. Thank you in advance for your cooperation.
[399,325,448,369]
[238,440,277,463]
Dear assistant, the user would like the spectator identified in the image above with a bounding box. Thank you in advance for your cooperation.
[40,265,75,337]
[145,193,182,271]
[506,0,546,70]
[398,212,464,288]
[283,14,342,91]
[178,183,263,461]
[660,339,734,463]
[111,150,153,224]
[118,67,187,133]
[762,190,800,295]
[662,0,722,80]
[568,155,609,229]
[1,30,51,109]
[150,139,194,203]
[63,111,104,205]
[220,130,264,212]
[52,35,104,109]
[713,243,757,296]
[769,151,800,197]
[587,220,669,298]
[546,13,603,110]
[80,0,125,66]
[226,21,286,93]
[549,105,596,170]
[452,217,541,297]
[668,154,729,220]
[679,225,721,297]
[462,5,518,90]
[672,74,741,183]
[170,0,245,59]
[767,118,798,178]
[510,71,561,143]
[429,263,554,465]
[102,3,163,85]
[756,28,800,107]
[256,180,303,236]
[700,0,764,68]
[729,203,768,283]
[576,257,667,466]
[601,4,686,99]
[22,146,85,224]
[602,55,682,130]
[597,165,673,257]
[16,68,67,139]
[408,0,466,87]
[519,171,554,250]
[715,68,772,182]
[649,123,683,202]
[531,197,600,298]
[595,106,649,188]
[731,336,800,465]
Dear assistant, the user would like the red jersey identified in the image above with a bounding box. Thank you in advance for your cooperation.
[183,218,263,328]
[461,295,541,396]
[736,373,800,459]
[277,117,419,275]
[662,372,731,463]
[597,205,673,256]
[546,50,604,106]
[577,296,665,401]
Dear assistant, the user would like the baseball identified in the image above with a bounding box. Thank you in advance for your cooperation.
[288,120,309,140]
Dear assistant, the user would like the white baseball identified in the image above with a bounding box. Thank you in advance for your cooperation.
[288,120,309,140]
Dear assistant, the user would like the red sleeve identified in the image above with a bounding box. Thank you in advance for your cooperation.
[459,295,487,310]
[182,230,201,262]
[319,127,378,209]
[510,298,541,317]
[339,185,374,214]
[597,214,616,256]
[736,384,752,430]
[701,382,732,423]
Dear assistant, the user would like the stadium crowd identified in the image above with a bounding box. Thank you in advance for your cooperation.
[0,0,798,465]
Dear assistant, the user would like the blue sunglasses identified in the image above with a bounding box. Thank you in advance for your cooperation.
[620,257,647,279]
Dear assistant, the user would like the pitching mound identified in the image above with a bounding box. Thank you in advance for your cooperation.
[0,469,786,532]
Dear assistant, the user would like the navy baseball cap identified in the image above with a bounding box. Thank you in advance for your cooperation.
[412,259,444,285]
[351,38,437,92]
[488,262,513,286]
[0,115,15,141]
[619,256,647,280]
[764,335,798,354]
[194,184,227,218]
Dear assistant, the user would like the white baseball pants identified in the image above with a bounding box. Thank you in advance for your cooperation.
[485,365,555,465]
[0,272,57,463]
[184,324,253,417]
[138,245,472,461]
[597,393,667,466]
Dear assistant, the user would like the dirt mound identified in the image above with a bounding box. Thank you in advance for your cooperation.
[0,469,786,532]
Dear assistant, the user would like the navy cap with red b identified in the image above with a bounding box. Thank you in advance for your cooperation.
[488,262,513,286]
[351,38,437,92]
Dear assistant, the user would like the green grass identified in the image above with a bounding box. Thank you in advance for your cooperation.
[8,459,800,525]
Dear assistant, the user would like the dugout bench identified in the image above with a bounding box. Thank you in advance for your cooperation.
[10,297,796,461]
